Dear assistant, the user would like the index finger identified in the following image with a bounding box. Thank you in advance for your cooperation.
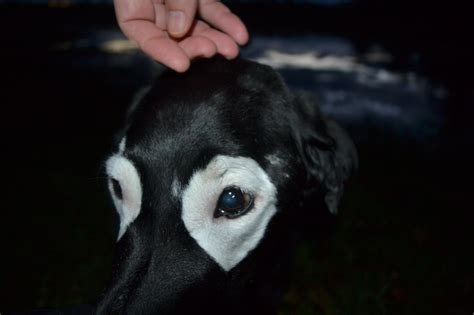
[123,19,191,72]
[114,0,191,72]
[114,0,156,25]
[198,0,249,45]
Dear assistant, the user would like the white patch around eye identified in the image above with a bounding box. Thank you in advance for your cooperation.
[181,155,278,271]
[105,155,142,241]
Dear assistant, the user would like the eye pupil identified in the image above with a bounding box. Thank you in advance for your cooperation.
[111,179,123,200]
[221,189,242,210]
[215,187,253,219]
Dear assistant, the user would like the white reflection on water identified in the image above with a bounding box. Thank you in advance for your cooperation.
[243,35,446,145]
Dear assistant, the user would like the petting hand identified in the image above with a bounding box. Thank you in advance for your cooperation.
[114,0,249,72]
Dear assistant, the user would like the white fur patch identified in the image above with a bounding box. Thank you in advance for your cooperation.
[265,154,284,167]
[118,137,126,154]
[171,177,182,198]
[105,155,142,240]
[181,155,278,271]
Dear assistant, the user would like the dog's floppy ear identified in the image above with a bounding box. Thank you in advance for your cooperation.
[293,93,358,214]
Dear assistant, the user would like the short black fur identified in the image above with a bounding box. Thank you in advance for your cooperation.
[97,57,357,314]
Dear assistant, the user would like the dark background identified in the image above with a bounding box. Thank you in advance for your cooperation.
[1,1,473,314]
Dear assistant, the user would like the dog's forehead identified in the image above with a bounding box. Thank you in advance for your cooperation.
[129,58,289,128]
[122,60,292,178]
[124,106,237,187]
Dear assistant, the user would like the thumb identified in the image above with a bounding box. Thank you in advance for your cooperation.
[166,0,198,38]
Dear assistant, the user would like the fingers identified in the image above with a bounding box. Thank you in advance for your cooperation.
[179,35,218,59]
[114,0,155,25]
[191,21,239,59]
[199,0,249,46]
[142,38,190,73]
[152,1,167,30]
[114,0,248,72]
[122,19,190,72]
[165,0,198,38]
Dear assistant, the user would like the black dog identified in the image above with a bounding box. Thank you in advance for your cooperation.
[97,57,357,314]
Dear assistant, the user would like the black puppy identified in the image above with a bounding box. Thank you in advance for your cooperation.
[97,57,357,314]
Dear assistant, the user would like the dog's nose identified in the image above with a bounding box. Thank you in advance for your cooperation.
[97,262,225,314]
[96,223,226,314]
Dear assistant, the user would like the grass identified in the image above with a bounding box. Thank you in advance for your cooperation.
[278,145,474,314]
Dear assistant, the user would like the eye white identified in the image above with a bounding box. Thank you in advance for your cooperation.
[105,155,142,240]
[181,155,278,271]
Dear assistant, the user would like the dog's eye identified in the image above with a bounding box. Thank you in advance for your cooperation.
[110,178,123,200]
[214,187,254,219]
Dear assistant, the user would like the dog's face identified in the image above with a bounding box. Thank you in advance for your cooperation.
[97,58,357,314]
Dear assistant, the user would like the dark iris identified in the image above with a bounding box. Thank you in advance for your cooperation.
[111,178,123,200]
[214,187,254,219]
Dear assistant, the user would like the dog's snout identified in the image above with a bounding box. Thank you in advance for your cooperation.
[96,221,226,314]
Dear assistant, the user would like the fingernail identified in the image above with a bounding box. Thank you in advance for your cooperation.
[168,10,185,36]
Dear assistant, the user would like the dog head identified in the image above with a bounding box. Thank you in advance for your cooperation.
[96,58,357,314]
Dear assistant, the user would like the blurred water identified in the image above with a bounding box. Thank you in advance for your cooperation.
[242,35,446,146]
[54,30,446,147]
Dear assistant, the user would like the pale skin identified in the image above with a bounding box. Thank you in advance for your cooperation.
[114,0,249,72]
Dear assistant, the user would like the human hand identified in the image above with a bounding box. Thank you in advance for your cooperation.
[114,0,249,72]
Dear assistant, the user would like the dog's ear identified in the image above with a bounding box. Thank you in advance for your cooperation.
[293,93,358,214]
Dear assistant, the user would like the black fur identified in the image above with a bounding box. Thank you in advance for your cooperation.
[96,57,357,314]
